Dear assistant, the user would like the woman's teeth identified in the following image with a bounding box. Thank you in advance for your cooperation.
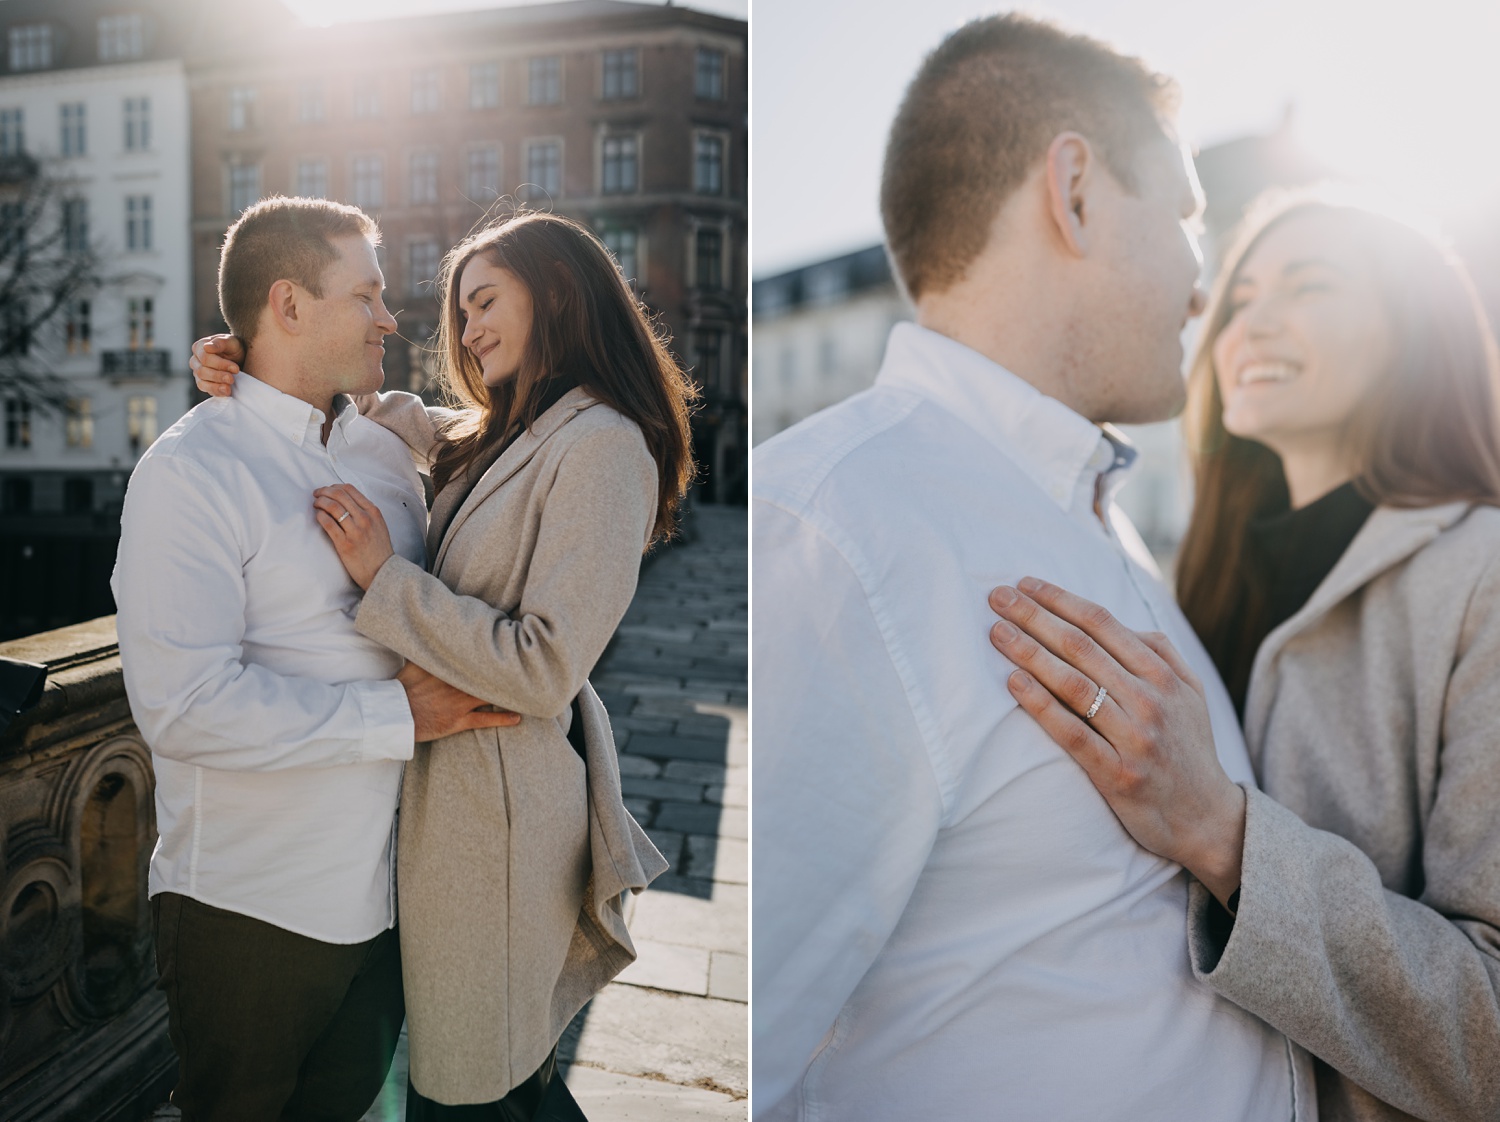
[1240,361,1299,386]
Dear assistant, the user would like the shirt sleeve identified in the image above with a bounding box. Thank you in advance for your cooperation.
[751,498,945,1114]
[352,390,463,471]
[111,451,416,770]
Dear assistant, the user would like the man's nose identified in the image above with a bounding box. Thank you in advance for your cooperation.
[375,303,397,335]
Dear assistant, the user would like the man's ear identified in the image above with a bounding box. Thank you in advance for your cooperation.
[1044,132,1095,259]
[265,278,304,335]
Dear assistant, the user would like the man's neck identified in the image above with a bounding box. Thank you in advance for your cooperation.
[242,345,336,444]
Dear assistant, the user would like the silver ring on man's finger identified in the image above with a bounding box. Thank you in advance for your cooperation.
[1084,684,1108,721]
[337,510,351,525]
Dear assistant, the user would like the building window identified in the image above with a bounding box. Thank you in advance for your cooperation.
[3,298,28,356]
[124,96,150,151]
[0,202,22,259]
[527,56,561,105]
[64,476,93,513]
[296,158,328,198]
[299,80,325,123]
[9,25,52,72]
[98,14,145,61]
[127,297,154,349]
[411,68,440,114]
[409,151,438,204]
[353,77,380,118]
[408,239,440,297]
[228,163,259,216]
[65,399,92,448]
[470,62,499,109]
[125,195,152,250]
[0,108,24,156]
[127,395,157,454]
[65,298,90,354]
[0,476,31,512]
[467,146,500,199]
[602,49,638,100]
[524,140,561,198]
[4,398,30,449]
[601,227,638,282]
[696,228,723,289]
[60,102,85,157]
[353,155,384,208]
[695,48,725,100]
[694,134,724,195]
[601,134,638,195]
[228,86,255,131]
[63,199,88,254]
[694,329,724,395]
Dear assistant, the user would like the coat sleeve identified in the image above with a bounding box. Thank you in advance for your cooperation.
[352,390,465,470]
[1186,557,1500,1122]
[353,419,656,717]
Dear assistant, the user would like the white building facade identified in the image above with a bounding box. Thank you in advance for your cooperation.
[0,23,191,523]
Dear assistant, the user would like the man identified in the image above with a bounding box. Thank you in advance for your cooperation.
[753,16,1314,1121]
[112,197,515,1120]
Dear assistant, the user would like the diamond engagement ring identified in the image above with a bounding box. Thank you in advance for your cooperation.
[1084,684,1108,720]
[337,511,352,524]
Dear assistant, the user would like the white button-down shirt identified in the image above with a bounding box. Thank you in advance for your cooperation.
[753,323,1311,1121]
[112,372,426,943]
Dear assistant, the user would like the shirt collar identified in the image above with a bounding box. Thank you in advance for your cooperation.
[234,371,358,449]
[875,322,1137,510]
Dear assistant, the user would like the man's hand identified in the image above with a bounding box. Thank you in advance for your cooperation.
[397,661,521,741]
[190,334,245,397]
[987,577,1246,907]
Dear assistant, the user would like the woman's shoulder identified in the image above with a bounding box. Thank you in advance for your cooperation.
[554,396,651,458]
[1390,501,1500,593]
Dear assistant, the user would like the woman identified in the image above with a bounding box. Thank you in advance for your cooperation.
[986,193,1500,1122]
[192,211,696,1117]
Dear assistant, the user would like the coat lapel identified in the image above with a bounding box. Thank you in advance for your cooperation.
[429,387,601,573]
[1243,500,1471,747]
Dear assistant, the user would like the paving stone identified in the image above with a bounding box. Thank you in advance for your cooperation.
[560,987,746,1095]
[655,802,724,836]
[708,952,748,1003]
[683,835,747,885]
[630,882,747,954]
[623,797,654,821]
[645,829,684,869]
[615,715,676,734]
[617,755,663,778]
[628,734,729,763]
[662,760,728,784]
[704,782,747,808]
[615,937,711,996]
[621,777,706,802]
[563,1066,745,1121]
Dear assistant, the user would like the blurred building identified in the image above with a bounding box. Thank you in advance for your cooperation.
[0,0,195,640]
[751,118,1333,561]
[187,0,747,500]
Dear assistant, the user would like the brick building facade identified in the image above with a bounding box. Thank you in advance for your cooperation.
[188,0,747,501]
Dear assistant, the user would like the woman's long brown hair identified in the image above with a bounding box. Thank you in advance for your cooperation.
[1177,191,1500,667]
[428,211,697,546]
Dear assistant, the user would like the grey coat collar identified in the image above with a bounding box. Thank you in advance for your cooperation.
[1243,500,1472,747]
[426,385,600,568]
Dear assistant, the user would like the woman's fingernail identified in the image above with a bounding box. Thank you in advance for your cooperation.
[991,586,1015,607]
[1018,576,1044,594]
[993,619,1017,642]
[1009,669,1033,690]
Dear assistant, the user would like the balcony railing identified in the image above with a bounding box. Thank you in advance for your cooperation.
[101,349,169,378]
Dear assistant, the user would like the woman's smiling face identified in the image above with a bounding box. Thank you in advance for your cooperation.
[1212,210,1393,458]
[458,254,534,386]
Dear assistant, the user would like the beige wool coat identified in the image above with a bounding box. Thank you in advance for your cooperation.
[352,386,667,1104]
[1184,501,1500,1122]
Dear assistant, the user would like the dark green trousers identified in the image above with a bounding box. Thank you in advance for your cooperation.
[152,892,405,1122]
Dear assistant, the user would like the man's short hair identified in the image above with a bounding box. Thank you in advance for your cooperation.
[218,196,380,344]
[880,14,1180,301]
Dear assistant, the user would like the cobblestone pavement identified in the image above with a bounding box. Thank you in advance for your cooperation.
[357,502,748,1121]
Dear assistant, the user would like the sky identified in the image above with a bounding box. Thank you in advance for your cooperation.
[753,0,1500,276]
[283,0,747,24]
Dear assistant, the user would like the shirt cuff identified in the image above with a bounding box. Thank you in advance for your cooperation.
[350,678,416,763]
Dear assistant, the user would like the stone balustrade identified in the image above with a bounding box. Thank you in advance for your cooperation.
[0,616,174,1121]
